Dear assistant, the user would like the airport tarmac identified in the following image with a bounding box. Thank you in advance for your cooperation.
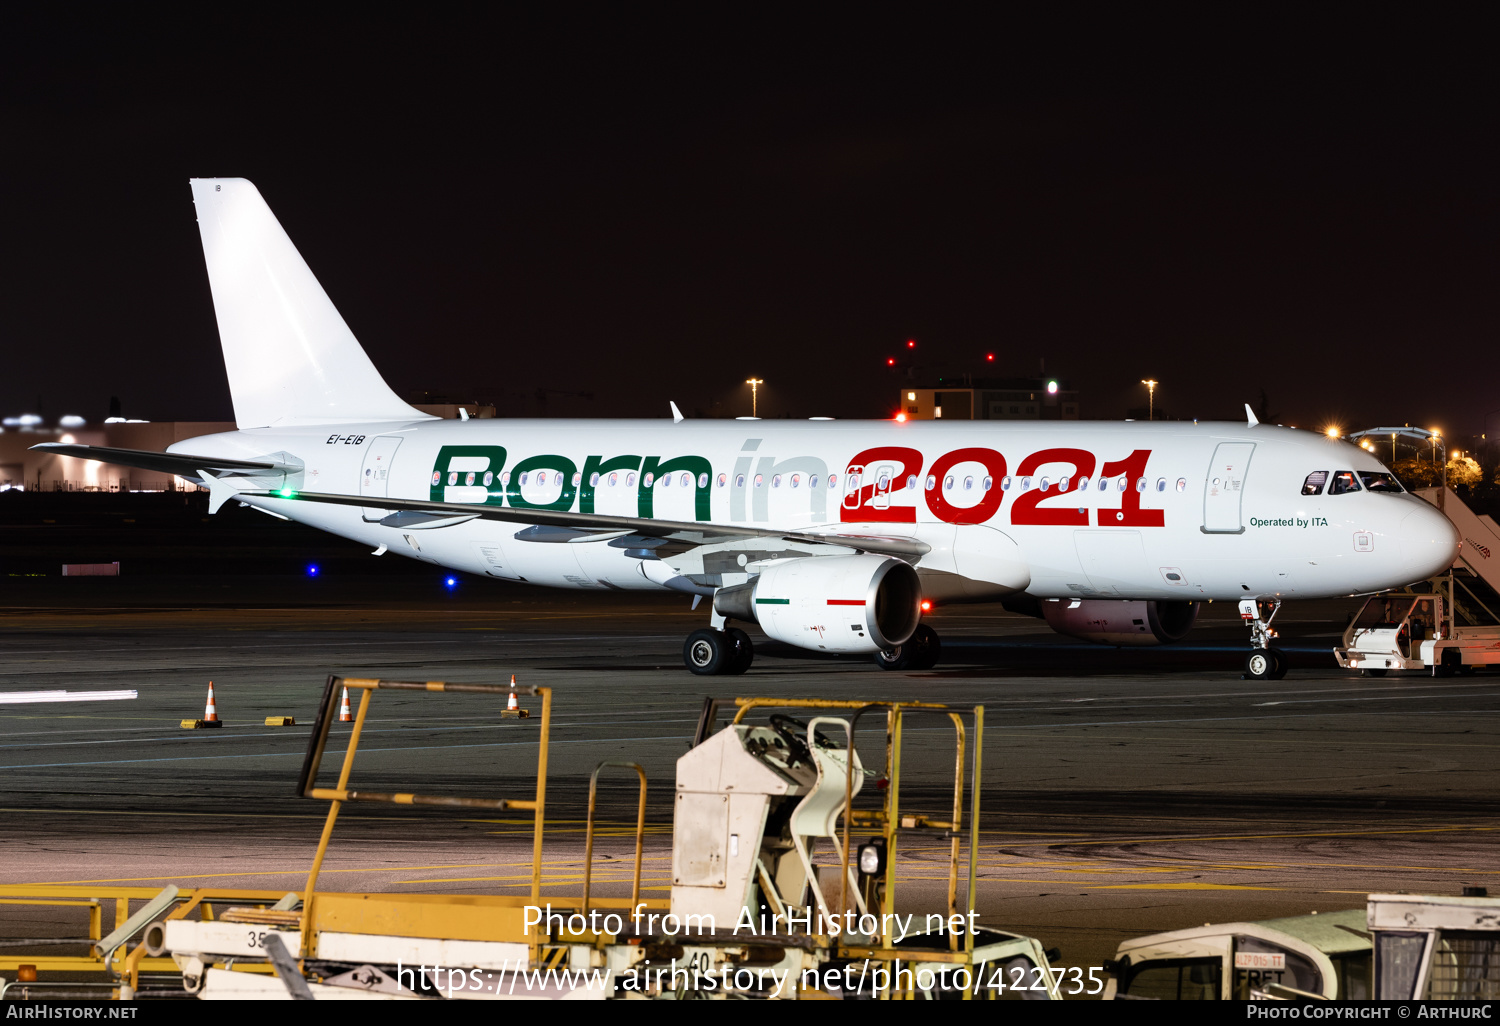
[2,575,1498,977]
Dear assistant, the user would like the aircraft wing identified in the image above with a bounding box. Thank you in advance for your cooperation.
[239,488,932,559]
[29,443,289,478]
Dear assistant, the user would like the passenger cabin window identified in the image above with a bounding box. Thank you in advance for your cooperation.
[1359,472,1404,493]
[1328,471,1361,495]
[1301,471,1328,495]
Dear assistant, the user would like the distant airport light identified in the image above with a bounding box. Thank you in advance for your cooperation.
[895,412,907,423]
[1140,380,1158,421]
[306,564,319,577]
[445,576,458,589]
[745,378,764,418]
[1046,380,1059,395]
[58,415,86,428]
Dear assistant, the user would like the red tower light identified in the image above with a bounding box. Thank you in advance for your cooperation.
[907,339,916,349]
[887,358,896,366]
[986,353,995,362]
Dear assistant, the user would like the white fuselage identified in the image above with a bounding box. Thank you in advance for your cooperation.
[170,418,1459,603]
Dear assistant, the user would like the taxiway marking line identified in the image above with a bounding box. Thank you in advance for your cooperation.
[985,730,1500,750]
[0,717,702,750]
[0,733,694,769]
[1007,824,1500,846]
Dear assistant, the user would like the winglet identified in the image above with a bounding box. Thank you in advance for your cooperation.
[1245,403,1259,427]
[670,401,684,424]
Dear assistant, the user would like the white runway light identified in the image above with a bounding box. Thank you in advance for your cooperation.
[0,690,139,705]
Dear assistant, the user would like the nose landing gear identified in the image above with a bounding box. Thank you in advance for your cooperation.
[1240,597,1287,680]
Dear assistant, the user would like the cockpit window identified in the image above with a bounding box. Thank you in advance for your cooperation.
[1301,471,1328,495]
[1359,472,1404,493]
[1328,471,1362,495]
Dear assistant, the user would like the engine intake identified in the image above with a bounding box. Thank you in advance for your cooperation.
[1041,598,1200,646]
[715,555,921,654]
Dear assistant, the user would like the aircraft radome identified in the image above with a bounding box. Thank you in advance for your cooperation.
[37,179,1461,679]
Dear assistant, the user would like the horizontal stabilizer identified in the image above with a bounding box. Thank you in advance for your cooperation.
[241,488,932,559]
[29,443,289,479]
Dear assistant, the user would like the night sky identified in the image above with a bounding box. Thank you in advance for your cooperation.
[3,11,1498,436]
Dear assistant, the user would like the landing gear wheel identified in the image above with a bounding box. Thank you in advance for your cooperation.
[1244,649,1275,680]
[874,624,941,671]
[724,627,754,675]
[1436,650,1462,678]
[1268,648,1288,680]
[907,624,941,670]
[684,628,728,675]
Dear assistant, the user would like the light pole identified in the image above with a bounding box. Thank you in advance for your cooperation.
[746,378,764,418]
[1141,379,1158,421]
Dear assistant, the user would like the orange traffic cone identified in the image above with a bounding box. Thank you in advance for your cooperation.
[338,687,353,723]
[506,676,519,713]
[204,682,219,722]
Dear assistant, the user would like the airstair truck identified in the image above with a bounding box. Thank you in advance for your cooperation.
[1335,487,1500,675]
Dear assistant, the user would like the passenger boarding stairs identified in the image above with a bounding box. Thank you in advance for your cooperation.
[1416,488,1500,627]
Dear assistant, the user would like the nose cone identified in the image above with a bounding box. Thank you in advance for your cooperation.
[1399,502,1460,580]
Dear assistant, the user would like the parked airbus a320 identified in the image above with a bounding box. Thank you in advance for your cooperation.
[39,180,1460,678]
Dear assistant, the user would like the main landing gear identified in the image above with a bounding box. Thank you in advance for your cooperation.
[684,627,753,676]
[1240,597,1287,680]
[874,623,941,671]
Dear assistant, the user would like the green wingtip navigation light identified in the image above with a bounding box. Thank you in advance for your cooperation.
[277,488,297,498]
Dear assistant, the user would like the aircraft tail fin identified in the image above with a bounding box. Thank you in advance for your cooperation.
[189,178,434,429]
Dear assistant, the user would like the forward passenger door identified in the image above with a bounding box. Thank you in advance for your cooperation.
[1203,442,1254,534]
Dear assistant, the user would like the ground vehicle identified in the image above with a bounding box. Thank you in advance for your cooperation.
[1103,910,1371,1000]
[3,680,1061,1000]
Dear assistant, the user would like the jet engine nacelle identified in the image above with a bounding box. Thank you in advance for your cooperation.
[1041,598,1200,646]
[715,554,922,655]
